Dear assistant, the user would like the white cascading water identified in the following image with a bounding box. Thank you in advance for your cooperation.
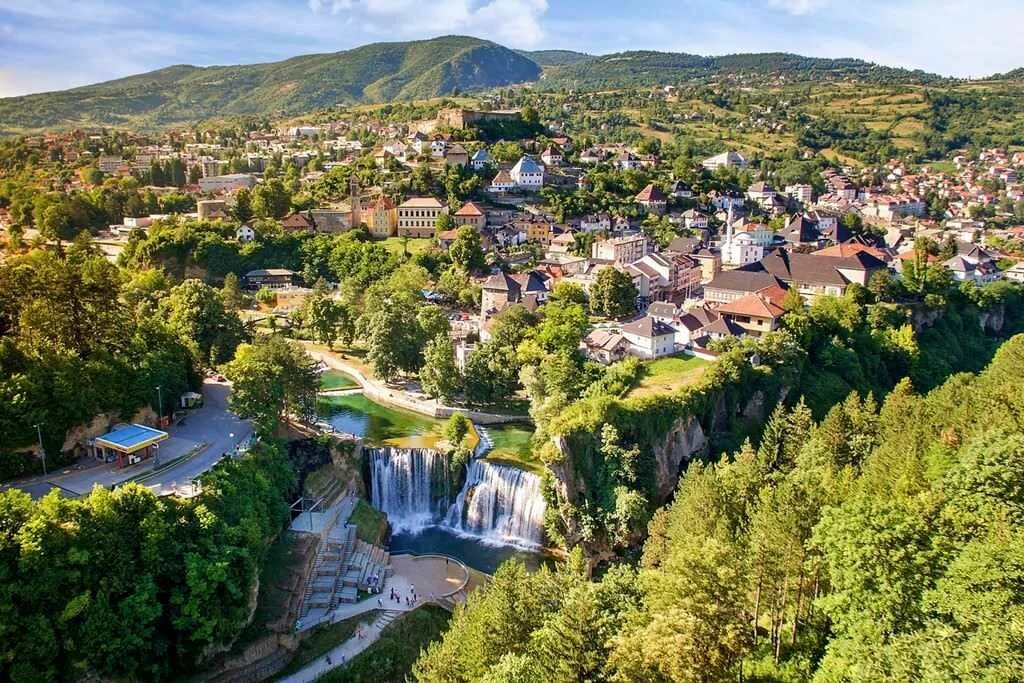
[445,459,546,547]
[368,448,449,533]
[368,448,546,547]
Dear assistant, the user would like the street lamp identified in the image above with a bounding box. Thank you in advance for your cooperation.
[35,423,47,476]
[156,385,163,425]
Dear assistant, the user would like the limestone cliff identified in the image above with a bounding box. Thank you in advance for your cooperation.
[649,416,709,500]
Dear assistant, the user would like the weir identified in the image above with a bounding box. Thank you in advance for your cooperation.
[366,447,546,547]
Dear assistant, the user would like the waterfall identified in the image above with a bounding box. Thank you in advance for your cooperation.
[367,448,547,547]
[368,448,449,533]
[445,460,547,547]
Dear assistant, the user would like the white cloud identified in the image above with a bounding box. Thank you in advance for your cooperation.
[306,0,548,47]
[766,0,830,15]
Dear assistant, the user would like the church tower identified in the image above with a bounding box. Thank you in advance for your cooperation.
[349,175,361,228]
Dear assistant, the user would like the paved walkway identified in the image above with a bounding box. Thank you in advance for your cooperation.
[303,343,529,425]
[298,551,466,629]
[287,556,466,683]
[278,609,403,683]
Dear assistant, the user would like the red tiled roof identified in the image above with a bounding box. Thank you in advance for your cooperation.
[281,213,312,229]
[454,201,484,217]
[813,242,888,262]
[718,291,785,319]
[635,183,666,203]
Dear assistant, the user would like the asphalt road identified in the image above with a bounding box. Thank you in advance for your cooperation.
[7,379,251,498]
[144,380,253,495]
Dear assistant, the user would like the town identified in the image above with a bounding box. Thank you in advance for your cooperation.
[6,101,1022,369]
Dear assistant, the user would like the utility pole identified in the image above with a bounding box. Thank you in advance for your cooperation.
[35,423,47,476]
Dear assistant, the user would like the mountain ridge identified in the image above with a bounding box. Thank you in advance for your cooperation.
[537,50,951,89]
[1,35,1020,134]
[0,35,540,134]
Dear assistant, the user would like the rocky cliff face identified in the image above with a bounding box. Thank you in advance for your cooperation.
[62,406,158,453]
[650,416,709,500]
[912,301,1007,334]
[979,306,1005,333]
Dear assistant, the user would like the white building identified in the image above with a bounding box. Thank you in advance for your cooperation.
[592,234,652,265]
[681,208,709,230]
[785,184,814,205]
[198,173,257,193]
[720,217,766,267]
[236,224,255,242]
[471,149,492,170]
[621,316,676,359]
[702,150,748,171]
[489,170,516,194]
[97,155,124,173]
[510,156,544,189]
[580,214,612,233]
[1005,262,1024,283]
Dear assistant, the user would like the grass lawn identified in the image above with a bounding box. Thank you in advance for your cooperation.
[484,423,543,475]
[376,236,434,257]
[349,499,388,545]
[320,369,359,391]
[628,354,710,399]
[926,160,957,174]
[318,606,451,683]
[277,611,380,678]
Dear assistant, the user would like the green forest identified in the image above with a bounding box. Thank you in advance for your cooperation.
[0,441,295,680]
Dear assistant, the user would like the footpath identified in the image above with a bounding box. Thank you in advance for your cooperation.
[277,608,403,683]
[302,342,529,425]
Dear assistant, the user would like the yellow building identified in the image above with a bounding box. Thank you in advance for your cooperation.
[366,196,398,237]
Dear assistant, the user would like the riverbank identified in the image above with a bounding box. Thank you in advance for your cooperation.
[303,342,530,425]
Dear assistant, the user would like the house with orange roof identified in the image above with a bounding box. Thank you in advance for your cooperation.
[813,241,890,263]
[452,201,486,231]
[716,285,788,336]
[540,144,563,166]
[281,212,313,233]
[635,183,667,215]
[489,169,515,194]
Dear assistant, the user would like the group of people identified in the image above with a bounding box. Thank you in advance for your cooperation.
[381,583,418,607]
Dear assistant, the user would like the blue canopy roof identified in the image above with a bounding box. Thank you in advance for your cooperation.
[95,423,169,453]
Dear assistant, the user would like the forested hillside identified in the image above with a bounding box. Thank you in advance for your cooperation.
[518,49,594,67]
[3,35,1014,134]
[538,51,948,90]
[414,332,1024,681]
[0,36,540,133]
[535,277,1024,560]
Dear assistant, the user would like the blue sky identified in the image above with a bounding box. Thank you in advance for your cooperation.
[1,0,1022,97]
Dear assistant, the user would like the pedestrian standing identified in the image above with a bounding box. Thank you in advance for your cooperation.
[326,654,332,665]
[377,597,383,608]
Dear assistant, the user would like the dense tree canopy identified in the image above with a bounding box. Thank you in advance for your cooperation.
[417,333,1024,682]
[0,441,295,681]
